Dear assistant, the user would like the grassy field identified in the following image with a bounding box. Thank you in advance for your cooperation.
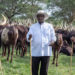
[0,47,75,75]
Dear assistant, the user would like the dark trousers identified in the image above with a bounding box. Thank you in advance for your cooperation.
[32,56,50,75]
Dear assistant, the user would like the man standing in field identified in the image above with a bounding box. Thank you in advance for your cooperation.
[26,10,56,75]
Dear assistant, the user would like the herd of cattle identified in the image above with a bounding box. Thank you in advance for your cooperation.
[0,23,75,64]
[52,29,75,66]
[56,29,75,55]
[0,25,29,62]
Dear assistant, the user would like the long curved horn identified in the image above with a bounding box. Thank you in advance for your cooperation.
[1,14,7,25]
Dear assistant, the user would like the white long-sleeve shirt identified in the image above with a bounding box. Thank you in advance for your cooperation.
[26,22,56,56]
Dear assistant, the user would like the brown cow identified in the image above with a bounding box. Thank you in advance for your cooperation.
[50,33,63,66]
[55,29,70,44]
[60,40,73,56]
[1,26,18,62]
[15,25,28,57]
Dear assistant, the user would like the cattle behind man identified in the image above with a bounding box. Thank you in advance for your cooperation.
[50,33,63,66]
[55,29,70,44]
[15,25,28,57]
[1,26,18,62]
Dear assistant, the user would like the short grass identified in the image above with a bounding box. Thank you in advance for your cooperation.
[0,46,75,75]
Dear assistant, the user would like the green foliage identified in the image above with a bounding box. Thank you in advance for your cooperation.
[47,0,75,24]
[0,0,43,21]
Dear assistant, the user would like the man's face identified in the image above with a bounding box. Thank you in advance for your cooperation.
[37,14,45,23]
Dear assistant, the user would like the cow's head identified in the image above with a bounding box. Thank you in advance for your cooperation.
[56,33,63,46]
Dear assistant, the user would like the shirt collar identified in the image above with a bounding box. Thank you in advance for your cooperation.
[37,22,45,26]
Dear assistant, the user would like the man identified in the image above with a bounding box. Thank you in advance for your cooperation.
[26,10,56,75]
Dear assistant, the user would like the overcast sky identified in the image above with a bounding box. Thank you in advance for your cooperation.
[38,3,52,16]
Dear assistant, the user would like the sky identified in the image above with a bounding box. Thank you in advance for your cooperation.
[38,2,61,17]
[38,2,52,16]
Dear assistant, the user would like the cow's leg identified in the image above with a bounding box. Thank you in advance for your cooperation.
[11,38,17,62]
[20,42,23,57]
[16,46,18,55]
[21,44,24,57]
[21,47,24,57]
[25,46,27,56]
[4,46,6,56]
[2,45,4,56]
[25,43,27,56]
[19,47,21,54]
[17,47,20,55]
[2,45,6,56]
[22,47,24,56]
[20,48,22,56]
[7,46,10,61]
[56,51,59,66]
[10,45,15,63]
[22,46,27,56]
[52,49,56,64]
[20,49,22,57]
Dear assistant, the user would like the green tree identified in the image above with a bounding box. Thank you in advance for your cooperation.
[0,0,43,23]
[47,0,75,24]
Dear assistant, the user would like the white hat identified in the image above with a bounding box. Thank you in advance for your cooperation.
[36,10,49,20]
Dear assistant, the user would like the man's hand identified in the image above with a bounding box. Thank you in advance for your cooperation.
[49,42,55,46]
[28,34,32,40]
